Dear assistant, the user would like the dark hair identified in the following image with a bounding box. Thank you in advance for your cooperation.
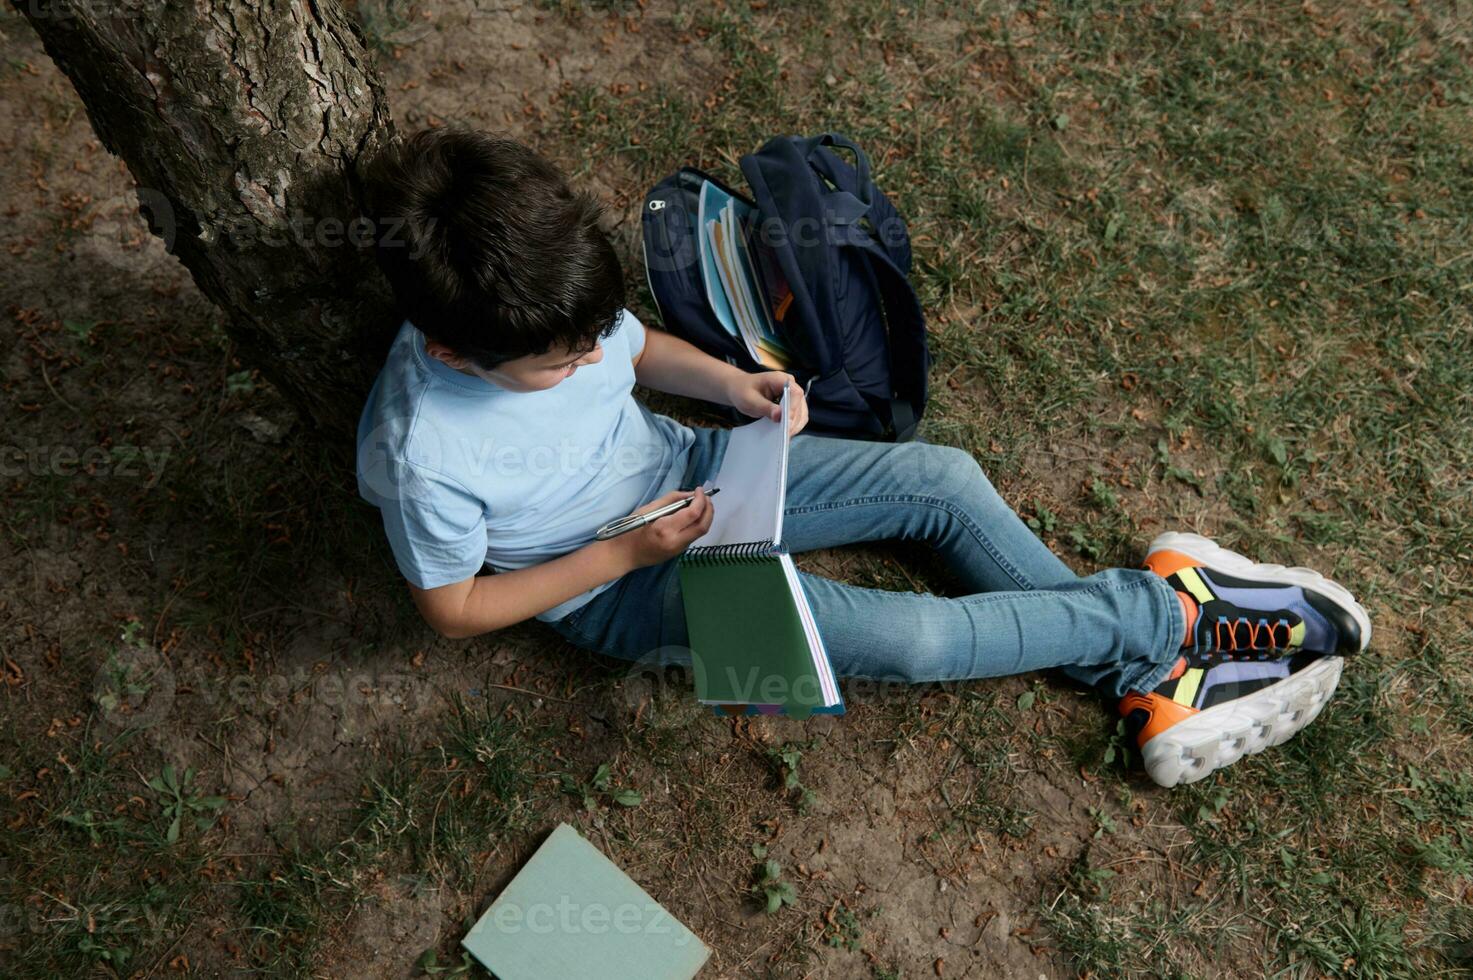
[362,127,625,368]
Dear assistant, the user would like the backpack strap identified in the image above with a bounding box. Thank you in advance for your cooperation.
[845,234,928,442]
[794,134,873,207]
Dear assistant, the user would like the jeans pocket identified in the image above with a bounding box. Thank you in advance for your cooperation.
[550,609,594,650]
[552,590,611,651]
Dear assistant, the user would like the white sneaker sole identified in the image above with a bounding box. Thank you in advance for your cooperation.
[1142,655,1344,788]
[1146,531,1372,652]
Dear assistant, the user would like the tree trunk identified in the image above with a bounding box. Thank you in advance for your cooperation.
[14,0,398,437]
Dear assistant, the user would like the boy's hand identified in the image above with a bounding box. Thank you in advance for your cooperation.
[726,371,809,436]
[613,487,716,570]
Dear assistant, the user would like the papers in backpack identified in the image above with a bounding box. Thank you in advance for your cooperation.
[461,823,711,980]
[697,181,792,368]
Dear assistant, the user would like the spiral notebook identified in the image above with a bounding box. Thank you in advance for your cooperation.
[679,382,843,718]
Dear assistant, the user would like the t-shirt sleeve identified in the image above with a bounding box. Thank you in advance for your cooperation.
[374,460,488,590]
[621,308,647,361]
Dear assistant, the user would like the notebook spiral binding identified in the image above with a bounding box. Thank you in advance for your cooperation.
[683,540,776,565]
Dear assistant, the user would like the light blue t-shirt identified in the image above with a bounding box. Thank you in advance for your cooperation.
[356,310,695,622]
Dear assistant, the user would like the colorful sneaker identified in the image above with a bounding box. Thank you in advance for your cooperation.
[1144,532,1370,659]
[1120,652,1343,787]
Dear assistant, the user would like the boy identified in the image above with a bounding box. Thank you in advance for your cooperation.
[356,129,1371,788]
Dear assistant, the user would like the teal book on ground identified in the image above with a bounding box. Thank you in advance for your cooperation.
[461,823,710,980]
[679,383,843,719]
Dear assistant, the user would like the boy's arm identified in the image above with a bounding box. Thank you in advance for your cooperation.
[410,486,715,639]
[634,326,809,431]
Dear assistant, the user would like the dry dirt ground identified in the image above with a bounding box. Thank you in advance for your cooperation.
[3,1,1470,978]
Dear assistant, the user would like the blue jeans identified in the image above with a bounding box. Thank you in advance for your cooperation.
[550,427,1183,700]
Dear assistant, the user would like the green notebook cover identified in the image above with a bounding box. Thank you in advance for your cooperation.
[461,823,710,980]
[679,555,828,713]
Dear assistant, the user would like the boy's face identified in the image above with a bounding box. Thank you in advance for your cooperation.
[425,339,604,392]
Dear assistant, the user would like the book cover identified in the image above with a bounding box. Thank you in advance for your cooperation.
[462,824,710,980]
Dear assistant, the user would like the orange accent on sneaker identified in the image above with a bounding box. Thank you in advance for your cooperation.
[1211,616,1293,653]
[1143,549,1204,579]
[1176,591,1198,646]
[1119,691,1200,747]
[1166,656,1188,681]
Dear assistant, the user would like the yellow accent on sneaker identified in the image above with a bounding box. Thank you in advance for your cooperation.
[1176,566,1215,605]
[1172,667,1204,707]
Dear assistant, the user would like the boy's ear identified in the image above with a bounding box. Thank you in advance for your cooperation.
[424,339,467,369]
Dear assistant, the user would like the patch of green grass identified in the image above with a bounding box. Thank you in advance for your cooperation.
[1042,875,1251,979]
[559,760,645,811]
[920,689,1036,842]
[231,697,542,970]
[363,697,541,880]
[750,851,798,915]
[0,722,221,978]
[766,740,818,815]
[234,854,336,976]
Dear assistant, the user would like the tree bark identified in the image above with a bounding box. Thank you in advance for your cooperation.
[14,0,398,437]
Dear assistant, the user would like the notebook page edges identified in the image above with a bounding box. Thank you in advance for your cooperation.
[778,551,840,706]
[774,382,790,545]
[690,383,791,549]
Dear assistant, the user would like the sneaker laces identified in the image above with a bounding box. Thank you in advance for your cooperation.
[1205,612,1294,659]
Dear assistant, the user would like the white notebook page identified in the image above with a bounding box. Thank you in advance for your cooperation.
[691,382,790,549]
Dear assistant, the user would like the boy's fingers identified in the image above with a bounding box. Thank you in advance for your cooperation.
[684,491,714,535]
[685,508,713,544]
[670,489,706,530]
[761,373,791,396]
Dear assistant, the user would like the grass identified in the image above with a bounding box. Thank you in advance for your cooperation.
[0,723,218,975]
[233,700,544,973]
[527,0,1473,974]
[2,0,1471,975]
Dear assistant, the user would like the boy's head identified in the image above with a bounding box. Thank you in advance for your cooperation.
[363,127,624,391]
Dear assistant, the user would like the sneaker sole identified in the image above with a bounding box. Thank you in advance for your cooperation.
[1141,654,1343,788]
[1146,531,1372,653]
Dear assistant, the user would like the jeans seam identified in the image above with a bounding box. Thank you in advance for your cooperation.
[1158,573,1185,653]
[794,570,1159,606]
[555,615,595,648]
[951,576,1157,606]
[784,493,1034,590]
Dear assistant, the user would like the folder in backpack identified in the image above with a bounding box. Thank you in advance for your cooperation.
[679,382,843,718]
[695,179,742,349]
[698,180,792,369]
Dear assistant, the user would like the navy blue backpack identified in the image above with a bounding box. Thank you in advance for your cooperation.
[641,134,931,441]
